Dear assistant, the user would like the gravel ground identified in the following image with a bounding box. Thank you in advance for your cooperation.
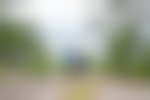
[0,74,149,100]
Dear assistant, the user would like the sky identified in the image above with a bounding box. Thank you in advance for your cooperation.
[7,0,113,58]
[31,0,102,57]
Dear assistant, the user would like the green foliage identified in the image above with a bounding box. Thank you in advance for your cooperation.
[106,27,150,79]
[0,21,50,75]
[133,46,150,78]
[108,27,136,74]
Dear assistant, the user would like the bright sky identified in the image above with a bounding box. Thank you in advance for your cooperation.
[29,0,101,57]
[10,0,110,58]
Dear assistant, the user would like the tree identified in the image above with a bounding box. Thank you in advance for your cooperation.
[107,27,136,75]
[0,0,51,75]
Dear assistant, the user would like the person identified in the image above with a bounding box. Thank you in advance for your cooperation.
[64,47,89,76]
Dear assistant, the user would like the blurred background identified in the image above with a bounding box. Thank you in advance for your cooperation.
[0,0,150,100]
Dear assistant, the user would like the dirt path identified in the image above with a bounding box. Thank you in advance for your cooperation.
[0,75,149,100]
